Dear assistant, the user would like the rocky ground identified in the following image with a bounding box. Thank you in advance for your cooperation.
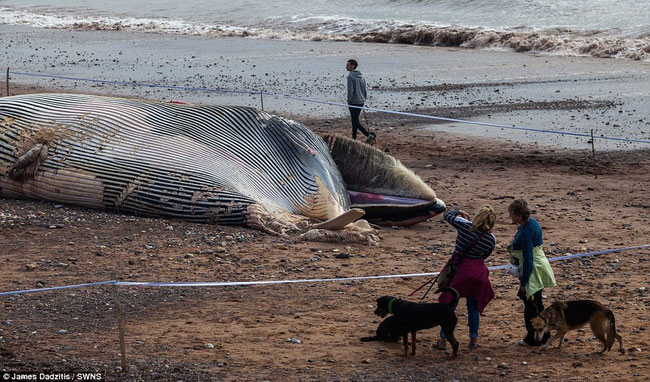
[1,87,650,381]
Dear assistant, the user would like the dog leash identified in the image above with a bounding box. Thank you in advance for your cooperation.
[412,229,489,301]
[407,275,439,297]
[408,276,436,296]
[419,276,440,302]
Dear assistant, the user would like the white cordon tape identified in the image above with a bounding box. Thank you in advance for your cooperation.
[116,243,650,287]
[8,70,650,145]
[0,280,116,297]
[1,244,648,296]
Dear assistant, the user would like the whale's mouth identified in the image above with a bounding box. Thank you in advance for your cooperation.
[323,134,446,226]
[348,191,446,227]
[347,190,429,205]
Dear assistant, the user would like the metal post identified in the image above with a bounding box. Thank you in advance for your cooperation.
[111,272,128,373]
[591,129,597,179]
[6,67,9,97]
[260,89,264,111]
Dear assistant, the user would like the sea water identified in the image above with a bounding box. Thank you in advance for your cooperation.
[1,0,649,61]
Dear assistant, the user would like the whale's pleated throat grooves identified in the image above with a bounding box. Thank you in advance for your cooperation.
[0,93,349,224]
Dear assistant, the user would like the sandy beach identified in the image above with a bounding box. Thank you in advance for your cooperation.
[2,24,650,382]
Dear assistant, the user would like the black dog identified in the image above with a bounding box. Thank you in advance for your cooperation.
[373,287,460,358]
[360,314,400,342]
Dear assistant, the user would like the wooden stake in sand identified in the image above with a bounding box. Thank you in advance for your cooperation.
[6,67,9,97]
[111,272,128,373]
[260,89,264,111]
[591,129,597,179]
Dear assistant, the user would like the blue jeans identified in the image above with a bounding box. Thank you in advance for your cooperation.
[440,297,479,339]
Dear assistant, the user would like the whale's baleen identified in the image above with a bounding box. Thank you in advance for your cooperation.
[0,93,444,235]
[323,134,446,226]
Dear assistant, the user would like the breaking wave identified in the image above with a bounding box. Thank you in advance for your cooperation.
[2,7,649,61]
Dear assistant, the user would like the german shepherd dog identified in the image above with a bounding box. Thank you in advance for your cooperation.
[372,287,460,358]
[531,300,624,354]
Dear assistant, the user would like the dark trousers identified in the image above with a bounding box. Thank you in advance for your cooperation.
[518,289,550,345]
[348,103,370,139]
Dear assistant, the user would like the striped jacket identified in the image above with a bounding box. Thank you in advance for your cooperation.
[444,209,496,259]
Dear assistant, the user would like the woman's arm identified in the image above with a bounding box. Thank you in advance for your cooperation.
[443,209,470,228]
[347,75,354,103]
[443,209,460,225]
[518,227,534,288]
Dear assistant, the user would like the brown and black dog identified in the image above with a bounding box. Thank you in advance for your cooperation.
[531,300,624,354]
[372,287,460,358]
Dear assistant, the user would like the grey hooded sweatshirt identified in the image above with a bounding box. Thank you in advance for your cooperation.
[347,70,367,104]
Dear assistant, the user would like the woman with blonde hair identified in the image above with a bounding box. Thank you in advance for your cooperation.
[437,205,496,350]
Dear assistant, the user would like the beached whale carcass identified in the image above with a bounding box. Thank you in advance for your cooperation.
[0,93,444,237]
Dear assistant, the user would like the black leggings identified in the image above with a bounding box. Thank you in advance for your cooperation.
[348,103,370,139]
[519,289,550,345]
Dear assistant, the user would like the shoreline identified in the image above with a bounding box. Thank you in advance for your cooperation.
[2,24,650,151]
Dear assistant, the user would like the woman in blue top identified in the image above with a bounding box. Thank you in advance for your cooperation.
[508,199,556,346]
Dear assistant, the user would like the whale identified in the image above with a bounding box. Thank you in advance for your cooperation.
[0,93,444,236]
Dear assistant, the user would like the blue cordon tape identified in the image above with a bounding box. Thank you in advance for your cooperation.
[1,244,649,296]
[8,70,650,145]
[261,90,650,144]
